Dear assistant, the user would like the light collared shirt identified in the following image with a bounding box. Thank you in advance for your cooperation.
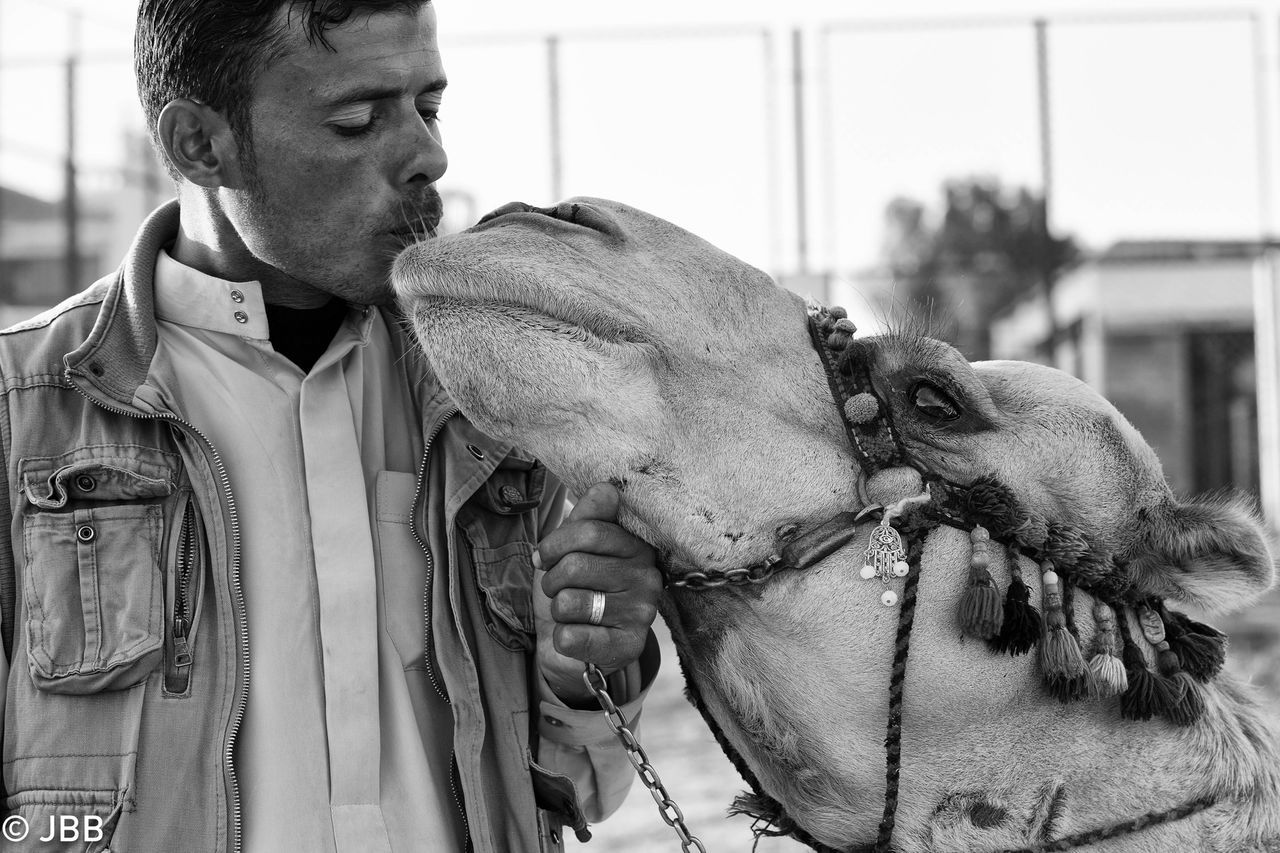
[147,251,462,853]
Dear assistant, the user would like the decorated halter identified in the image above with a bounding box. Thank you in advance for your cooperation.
[669,305,1225,853]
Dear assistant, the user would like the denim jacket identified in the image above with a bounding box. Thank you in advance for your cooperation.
[0,202,634,852]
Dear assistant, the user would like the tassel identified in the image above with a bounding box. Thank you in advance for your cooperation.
[1160,605,1226,682]
[1119,636,1171,721]
[1039,562,1087,702]
[1140,604,1203,726]
[959,526,1004,639]
[989,546,1039,655]
[1087,601,1128,697]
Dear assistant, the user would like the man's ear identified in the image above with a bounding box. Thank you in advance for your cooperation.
[155,99,246,188]
[1126,495,1276,613]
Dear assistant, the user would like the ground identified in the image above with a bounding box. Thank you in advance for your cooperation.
[574,591,1280,853]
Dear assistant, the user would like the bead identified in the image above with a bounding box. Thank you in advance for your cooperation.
[881,590,899,607]
[1041,569,1059,586]
[860,564,876,580]
[971,526,990,543]
[892,560,909,577]
[1138,606,1166,645]
[970,552,990,570]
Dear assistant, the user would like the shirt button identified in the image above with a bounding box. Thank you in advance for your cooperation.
[229,289,245,303]
[542,714,565,727]
[234,311,249,324]
[499,485,524,507]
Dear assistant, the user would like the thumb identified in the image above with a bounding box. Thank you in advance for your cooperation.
[565,482,621,524]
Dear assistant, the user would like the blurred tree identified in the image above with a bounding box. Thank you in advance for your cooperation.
[881,176,1080,360]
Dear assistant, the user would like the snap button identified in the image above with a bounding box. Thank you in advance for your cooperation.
[76,524,96,543]
[542,714,565,727]
[466,444,485,461]
[234,311,249,324]
[229,289,245,303]
[499,484,524,507]
[75,474,96,492]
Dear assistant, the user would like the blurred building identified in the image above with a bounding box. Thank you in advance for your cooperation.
[0,129,178,326]
[0,185,116,326]
[990,239,1262,499]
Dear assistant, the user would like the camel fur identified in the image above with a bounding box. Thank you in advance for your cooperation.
[392,197,1280,853]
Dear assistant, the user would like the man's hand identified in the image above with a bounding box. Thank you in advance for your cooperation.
[533,483,662,704]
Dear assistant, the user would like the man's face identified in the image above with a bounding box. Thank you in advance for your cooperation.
[226,4,447,305]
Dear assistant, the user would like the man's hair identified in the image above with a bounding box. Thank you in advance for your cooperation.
[135,0,428,179]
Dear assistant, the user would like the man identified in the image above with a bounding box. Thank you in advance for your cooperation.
[0,1,663,851]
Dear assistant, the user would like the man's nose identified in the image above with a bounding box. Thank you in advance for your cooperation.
[400,118,448,186]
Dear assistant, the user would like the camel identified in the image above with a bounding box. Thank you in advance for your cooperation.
[391,197,1280,853]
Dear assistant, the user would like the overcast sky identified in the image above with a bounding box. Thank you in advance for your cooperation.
[3,0,1279,280]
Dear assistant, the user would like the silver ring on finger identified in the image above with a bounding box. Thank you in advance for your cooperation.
[587,590,606,626]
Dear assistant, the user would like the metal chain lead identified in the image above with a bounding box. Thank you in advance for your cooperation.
[669,555,781,590]
[583,664,708,853]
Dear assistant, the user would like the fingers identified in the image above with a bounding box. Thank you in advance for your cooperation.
[551,623,649,672]
[548,586,657,630]
[540,550,661,597]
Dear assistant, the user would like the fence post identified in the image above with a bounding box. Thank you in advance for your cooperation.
[1254,251,1280,531]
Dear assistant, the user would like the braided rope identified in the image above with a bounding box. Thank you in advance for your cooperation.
[874,538,925,851]
[995,795,1216,853]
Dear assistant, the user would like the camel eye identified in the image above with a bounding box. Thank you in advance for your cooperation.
[910,381,961,421]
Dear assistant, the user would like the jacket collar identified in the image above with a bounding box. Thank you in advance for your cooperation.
[64,200,178,410]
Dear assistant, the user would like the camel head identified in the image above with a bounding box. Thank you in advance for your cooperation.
[393,198,1279,852]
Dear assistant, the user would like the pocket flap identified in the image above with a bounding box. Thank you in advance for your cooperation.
[20,446,177,509]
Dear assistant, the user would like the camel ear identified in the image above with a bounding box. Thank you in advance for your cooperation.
[1127,496,1276,614]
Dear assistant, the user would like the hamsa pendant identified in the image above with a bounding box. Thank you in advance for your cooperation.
[860,520,910,585]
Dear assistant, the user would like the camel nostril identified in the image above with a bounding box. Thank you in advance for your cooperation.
[475,201,535,227]
[473,200,626,241]
[552,201,626,240]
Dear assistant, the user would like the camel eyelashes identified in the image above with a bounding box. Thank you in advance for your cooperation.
[910,380,961,421]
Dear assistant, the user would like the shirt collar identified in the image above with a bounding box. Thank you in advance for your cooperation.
[154,249,271,340]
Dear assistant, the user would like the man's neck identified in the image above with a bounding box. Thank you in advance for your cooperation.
[171,192,332,308]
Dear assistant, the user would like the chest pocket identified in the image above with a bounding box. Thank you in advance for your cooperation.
[457,452,546,652]
[18,448,176,694]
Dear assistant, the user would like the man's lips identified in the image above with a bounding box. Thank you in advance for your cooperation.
[388,220,436,241]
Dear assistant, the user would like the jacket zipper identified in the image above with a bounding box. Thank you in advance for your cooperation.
[408,407,472,845]
[66,368,249,853]
[165,497,198,692]
[410,407,457,704]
